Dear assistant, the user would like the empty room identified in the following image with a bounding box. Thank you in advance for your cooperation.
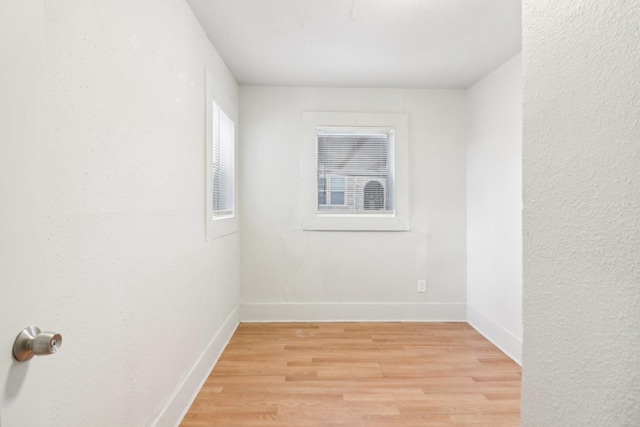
[1,1,638,426]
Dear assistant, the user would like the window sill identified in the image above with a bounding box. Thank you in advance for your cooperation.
[206,215,238,240]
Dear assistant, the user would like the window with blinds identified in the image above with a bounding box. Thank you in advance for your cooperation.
[316,128,395,215]
[212,101,234,218]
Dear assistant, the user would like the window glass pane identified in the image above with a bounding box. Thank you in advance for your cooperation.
[212,101,234,218]
[330,191,345,205]
[331,177,345,191]
[329,177,345,205]
[316,128,394,215]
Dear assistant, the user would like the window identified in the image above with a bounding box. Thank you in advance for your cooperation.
[212,102,234,218]
[328,177,346,206]
[302,112,409,231]
[318,176,347,207]
[205,69,237,240]
[317,128,394,215]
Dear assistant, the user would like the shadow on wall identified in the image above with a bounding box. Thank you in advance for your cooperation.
[4,361,29,403]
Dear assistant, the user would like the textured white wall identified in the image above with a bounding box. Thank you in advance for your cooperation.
[239,87,467,321]
[522,1,640,425]
[466,53,522,363]
[2,1,239,426]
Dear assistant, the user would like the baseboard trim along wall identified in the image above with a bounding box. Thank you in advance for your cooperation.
[153,305,240,427]
[467,306,522,365]
[240,303,466,322]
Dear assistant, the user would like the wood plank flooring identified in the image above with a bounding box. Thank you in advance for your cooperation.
[181,322,521,426]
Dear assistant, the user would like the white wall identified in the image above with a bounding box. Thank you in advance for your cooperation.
[239,87,467,321]
[522,1,640,425]
[466,53,522,363]
[1,1,239,426]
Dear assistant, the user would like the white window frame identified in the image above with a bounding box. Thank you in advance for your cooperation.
[205,68,238,240]
[302,112,410,231]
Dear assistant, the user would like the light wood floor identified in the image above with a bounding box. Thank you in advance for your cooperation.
[181,322,521,426]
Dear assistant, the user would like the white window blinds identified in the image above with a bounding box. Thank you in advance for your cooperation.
[317,128,395,215]
[212,101,234,218]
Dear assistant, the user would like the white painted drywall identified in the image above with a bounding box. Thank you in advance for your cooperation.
[466,53,522,363]
[522,1,640,425]
[1,1,239,426]
[239,87,467,321]
[187,0,522,89]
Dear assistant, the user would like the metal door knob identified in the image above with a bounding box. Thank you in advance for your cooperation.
[13,326,62,362]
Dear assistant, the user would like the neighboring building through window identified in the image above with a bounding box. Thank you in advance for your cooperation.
[318,176,347,207]
[364,180,385,210]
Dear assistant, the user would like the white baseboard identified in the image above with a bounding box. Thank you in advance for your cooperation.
[467,306,522,365]
[240,302,466,322]
[153,305,240,427]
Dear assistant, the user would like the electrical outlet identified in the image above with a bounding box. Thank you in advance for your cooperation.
[417,279,427,293]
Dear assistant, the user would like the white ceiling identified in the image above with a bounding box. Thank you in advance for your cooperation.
[186,0,521,89]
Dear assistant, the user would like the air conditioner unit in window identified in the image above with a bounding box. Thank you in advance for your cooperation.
[362,178,386,211]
